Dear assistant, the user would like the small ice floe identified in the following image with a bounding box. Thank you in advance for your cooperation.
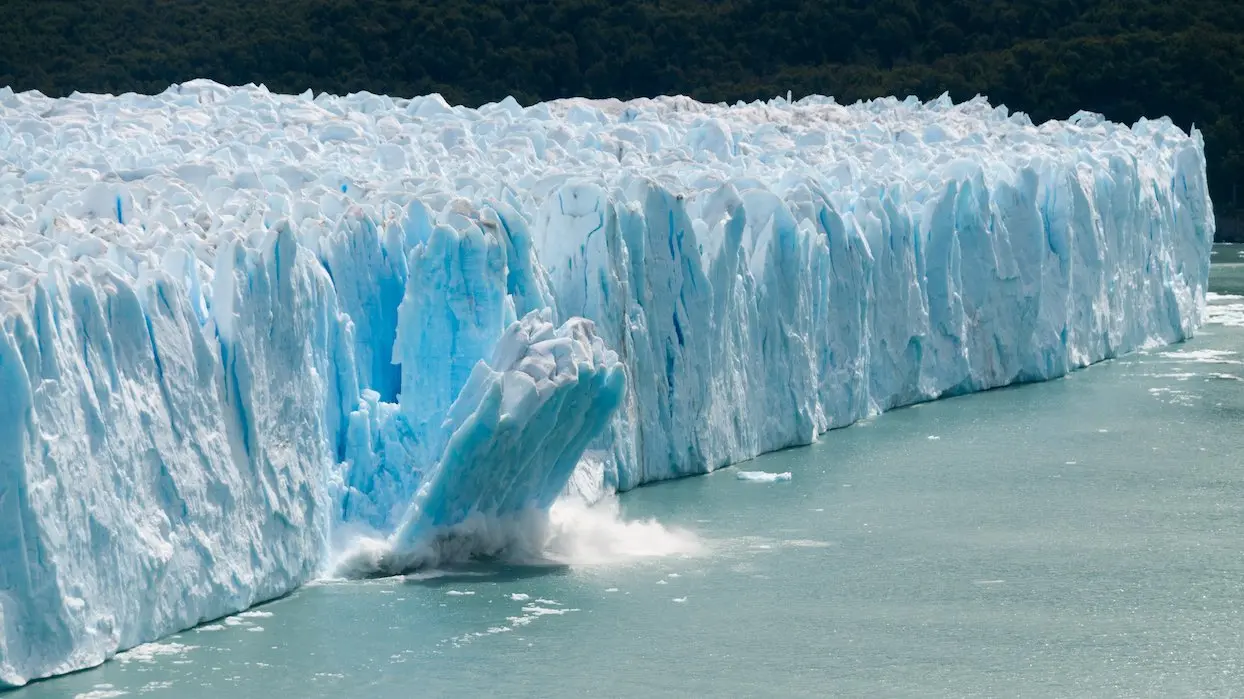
[736,470,792,483]
[506,604,580,628]
[445,590,475,596]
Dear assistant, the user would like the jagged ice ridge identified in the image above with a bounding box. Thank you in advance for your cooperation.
[0,80,1215,686]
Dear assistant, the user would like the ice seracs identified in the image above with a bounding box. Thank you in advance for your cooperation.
[0,81,1215,686]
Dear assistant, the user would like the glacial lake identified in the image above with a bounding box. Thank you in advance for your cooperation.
[14,244,1244,698]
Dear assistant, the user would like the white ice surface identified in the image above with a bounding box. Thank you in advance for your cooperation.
[0,81,1214,686]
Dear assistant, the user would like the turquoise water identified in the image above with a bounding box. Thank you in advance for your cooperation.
[14,247,1244,698]
[1211,243,1244,295]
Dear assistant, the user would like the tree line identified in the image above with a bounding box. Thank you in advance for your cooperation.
[1,0,1240,237]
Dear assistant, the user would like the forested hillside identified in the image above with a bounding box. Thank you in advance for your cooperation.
[1,0,1240,234]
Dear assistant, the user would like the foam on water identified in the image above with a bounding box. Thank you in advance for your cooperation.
[736,470,794,483]
[73,690,128,699]
[113,643,196,665]
[1159,349,1242,365]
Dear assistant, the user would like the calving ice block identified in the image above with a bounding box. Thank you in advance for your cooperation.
[0,80,1214,686]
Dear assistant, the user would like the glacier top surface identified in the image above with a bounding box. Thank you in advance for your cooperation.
[0,81,1200,295]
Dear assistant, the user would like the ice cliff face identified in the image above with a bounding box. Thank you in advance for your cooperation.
[0,81,1215,686]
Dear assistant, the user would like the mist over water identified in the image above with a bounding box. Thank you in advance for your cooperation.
[13,248,1243,698]
[539,497,705,565]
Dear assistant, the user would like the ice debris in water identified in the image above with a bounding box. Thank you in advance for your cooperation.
[114,643,197,665]
[1204,293,1244,327]
[736,471,794,483]
[0,81,1214,686]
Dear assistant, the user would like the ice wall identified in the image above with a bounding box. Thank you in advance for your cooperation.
[0,226,340,685]
[0,82,1215,686]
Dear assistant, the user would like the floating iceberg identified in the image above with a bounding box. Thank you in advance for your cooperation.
[0,81,1214,686]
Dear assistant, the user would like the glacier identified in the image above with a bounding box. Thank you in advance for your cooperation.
[0,80,1214,687]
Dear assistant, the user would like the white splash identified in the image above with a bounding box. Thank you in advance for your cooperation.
[329,495,702,577]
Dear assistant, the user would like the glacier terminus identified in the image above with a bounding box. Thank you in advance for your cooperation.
[0,81,1214,687]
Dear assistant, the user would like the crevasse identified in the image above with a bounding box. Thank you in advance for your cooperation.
[0,82,1214,687]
